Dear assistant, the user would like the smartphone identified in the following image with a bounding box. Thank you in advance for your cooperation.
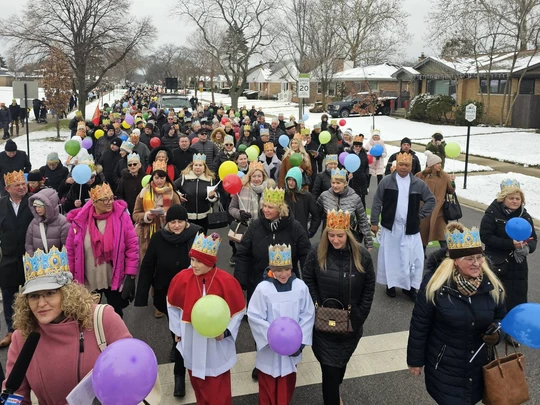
[485,323,501,335]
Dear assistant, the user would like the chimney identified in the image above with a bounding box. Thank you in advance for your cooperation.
[418,52,426,62]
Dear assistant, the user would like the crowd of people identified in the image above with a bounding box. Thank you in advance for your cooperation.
[0,85,536,405]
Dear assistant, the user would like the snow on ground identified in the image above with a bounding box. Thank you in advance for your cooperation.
[454,172,540,220]
[0,86,46,106]
[415,133,540,166]
[385,145,493,173]
[10,131,71,169]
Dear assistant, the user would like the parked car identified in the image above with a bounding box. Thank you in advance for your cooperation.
[158,95,191,110]
[327,93,397,118]
[242,89,259,100]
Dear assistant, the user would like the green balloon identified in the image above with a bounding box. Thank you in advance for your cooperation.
[65,140,81,156]
[235,112,240,118]
[238,144,247,152]
[319,131,331,145]
[225,105,230,110]
[245,146,258,162]
[106,107,111,113]
[142,112,149,120]
[191,295,230,338]
[209,108,214,113]
[141,174,151,187]
[289,153,303,167]
[445,142,461,158]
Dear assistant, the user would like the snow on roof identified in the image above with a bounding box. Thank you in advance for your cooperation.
[333,63,401,81]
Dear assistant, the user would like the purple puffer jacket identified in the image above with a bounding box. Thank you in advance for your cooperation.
[25,188,70,255]
[65,199,139,290]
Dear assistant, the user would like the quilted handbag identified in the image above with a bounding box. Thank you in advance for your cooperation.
[207,203,229,229]
[443,192,463,221]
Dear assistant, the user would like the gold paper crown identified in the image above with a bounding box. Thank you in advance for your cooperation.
[327,209,351,230]
[152,160,167,172]
[396,153,413,164]
[268,244,292,269]
[293,133,303,140]
[264,142,274,152]
[193,153,207,163]
[243,125,251,131]
[301,128,310,136]
[24,246,70,282]
[3,170,25,186]
[353,135,364,143]
[191,232,221,257]
[371,129,381,136]
[77,122,86,130]
[263,187,285,205]
[446,225,482,250]
[331,169,347,181]
[89,184,113,202]
[248,161,265,174]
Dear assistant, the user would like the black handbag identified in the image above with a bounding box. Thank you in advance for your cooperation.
[228,220,248,243]
[444,192,462,221]
[207,203,229,229]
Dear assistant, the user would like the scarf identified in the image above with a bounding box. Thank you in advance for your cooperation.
[88,208,115,266]
[250,183,265,194]
[142,183,173,237]
[453,268,483,296]
[270,218,281,232]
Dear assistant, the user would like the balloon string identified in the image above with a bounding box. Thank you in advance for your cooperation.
[79,184,82,201]
[238,195,247,211]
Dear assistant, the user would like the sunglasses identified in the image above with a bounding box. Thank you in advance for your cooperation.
[128,163,138,167]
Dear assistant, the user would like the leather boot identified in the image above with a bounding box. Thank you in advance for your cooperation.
[174,374,185,397]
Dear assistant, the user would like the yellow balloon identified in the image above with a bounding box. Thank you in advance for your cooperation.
[218,161,238,179]
[251,145,260,155]
[94,129,104,139]
[122,121,131,129]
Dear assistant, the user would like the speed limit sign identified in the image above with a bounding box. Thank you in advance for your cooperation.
[297,73,311,98]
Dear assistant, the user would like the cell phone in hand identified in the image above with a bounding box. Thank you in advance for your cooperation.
[485,323,501,335]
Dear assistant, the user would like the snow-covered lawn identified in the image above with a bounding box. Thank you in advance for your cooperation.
[415,133,540,166]
[385,145,493,173]
[454,172,540,220]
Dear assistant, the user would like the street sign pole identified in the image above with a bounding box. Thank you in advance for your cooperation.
[463,103,477,190]
[24,83,30,162]
[297,73,310,122]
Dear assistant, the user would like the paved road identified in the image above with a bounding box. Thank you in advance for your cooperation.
[2,176,539,404]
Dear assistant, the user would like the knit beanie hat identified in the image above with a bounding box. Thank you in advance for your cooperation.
[166,204,188,223]
[27,170,43,182]
[5,140,17,152]
[401,137,412,145]
[111,137,122,147]
[47,152,59,163]
[425,150,442,167]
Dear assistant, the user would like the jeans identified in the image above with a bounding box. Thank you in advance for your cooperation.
[1,287,19,332]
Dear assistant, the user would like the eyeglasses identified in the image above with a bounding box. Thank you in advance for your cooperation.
[128,163,138,167]
[460,255,484,265]
[28,289,59,303]
[97,197,114,204]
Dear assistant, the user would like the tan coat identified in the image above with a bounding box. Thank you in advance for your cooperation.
[415,170,455,245]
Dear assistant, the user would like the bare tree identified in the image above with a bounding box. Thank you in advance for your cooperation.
[175,0,274,109]
[0,0,155,118]
[42,47,72,139]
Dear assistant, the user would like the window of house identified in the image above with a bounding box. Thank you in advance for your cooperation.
[365,81,379,91]
[480,79,508,94]
[519,79,535,94]
[328,84,336,96]
[317,82,322,94]
[427,79,454,96]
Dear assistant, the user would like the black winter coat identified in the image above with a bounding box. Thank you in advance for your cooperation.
[303,244,375,368]
[98,149,121,190]
[480,200,537,310]
[385,150,422,175]
[39,163,69,194]
[115,168,145,217]
[284,191,319,236]
[235,214,312,300]
[349,149,370,198]
[407,272,507,405]
[8,104,21,120]
[160,133,179,152]
[173,147,197,174]
[311,170,332,200]
[113,157,128,187]
[173,172,216,219]
[0,151,32,190]
[62,180,102,213]
[0,194,34,288]
[134,223,202,307]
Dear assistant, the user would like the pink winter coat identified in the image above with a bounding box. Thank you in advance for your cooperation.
[65,199,139,290]
[365,138,388,176]
[4,304,131,405]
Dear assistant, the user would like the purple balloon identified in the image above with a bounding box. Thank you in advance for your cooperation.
[125,114,134,125]
[151,107,157,113]
[267,317,303,356]
[339,152,349,166]
[93,338,158,404]
[81,137,93,149]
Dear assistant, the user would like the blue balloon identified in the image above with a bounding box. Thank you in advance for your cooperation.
[279,134,289,148]
[505,217,532,242]
[302,113,309,121]
[119,134,128,141]
[72,164,92,185]
[501,303,540,348]
[237,171,245,178]
[122,102,128,108]
[370,144,384,157]
[24,173,28,181]
[344,154,360,172]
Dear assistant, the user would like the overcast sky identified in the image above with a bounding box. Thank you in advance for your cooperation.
[0,0,434,65]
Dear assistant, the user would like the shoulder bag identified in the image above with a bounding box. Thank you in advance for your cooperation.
[482,344,529,405]
[207,202,229,229]
[443,192,462,221]
[94,304,162,404]
[228,220,248,243]
[314,261,353,334]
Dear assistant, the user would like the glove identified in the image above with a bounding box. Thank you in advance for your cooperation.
[289,344,305,357]
[240,210,252,222]
[482,323,500,345]
[308,231,315,239]
[121,276,136,302]
[514,245,530,264]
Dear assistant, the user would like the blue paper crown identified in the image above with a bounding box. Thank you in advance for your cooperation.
[331,168,347,180]
[268,244,292,268]
[23,246,70,282]
[500,179,520,192]
[193,153,207,163]
[324,155,338,165]
[127,152,140,162]
[191,232,221,256]
[446,226,482,250]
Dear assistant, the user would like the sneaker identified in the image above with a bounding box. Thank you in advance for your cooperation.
[386,287,396,298]
[229,255,236,265]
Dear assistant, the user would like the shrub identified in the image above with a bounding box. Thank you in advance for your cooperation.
[426,95,456,123]
[408,93,434,121]
[455,100,484,126]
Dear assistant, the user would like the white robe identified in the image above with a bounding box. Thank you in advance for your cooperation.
[247,278,315,378]
[376,174,424,290]
[167,303,245,380]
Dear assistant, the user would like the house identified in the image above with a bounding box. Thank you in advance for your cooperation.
[247,61,298,101]
[0,68,15,86]
[408,51,540,127]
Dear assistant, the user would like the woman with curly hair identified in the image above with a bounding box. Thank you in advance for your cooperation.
[5,247,131,404]
[210,127,226,152]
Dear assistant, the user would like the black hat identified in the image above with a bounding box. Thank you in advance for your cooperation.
[197,128,208,135]
[166,204,188,223]
[27,170,42,182]
[145,122,154,130]
[401,137,412,145]
[111,137,122,147]
[107,124,115,131]
[4,139,17,152]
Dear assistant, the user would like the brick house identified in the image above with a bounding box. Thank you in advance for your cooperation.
[409,52,540,127]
